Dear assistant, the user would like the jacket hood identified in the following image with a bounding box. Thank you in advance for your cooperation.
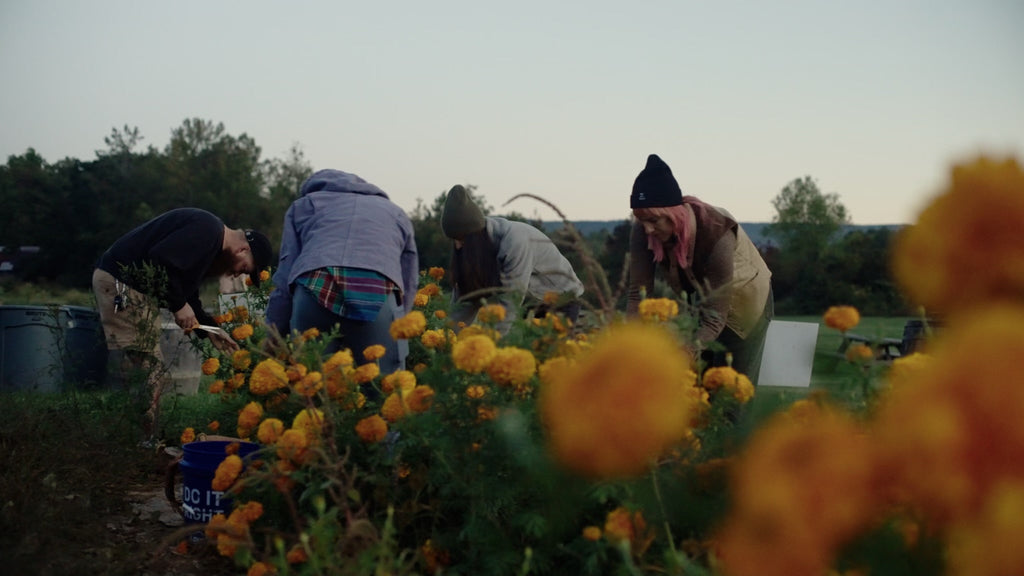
[299,169,390,199]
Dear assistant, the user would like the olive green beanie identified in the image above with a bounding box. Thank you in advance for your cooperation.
[441,185,486,239]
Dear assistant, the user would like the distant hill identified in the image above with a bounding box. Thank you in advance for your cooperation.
[542,220,905,247]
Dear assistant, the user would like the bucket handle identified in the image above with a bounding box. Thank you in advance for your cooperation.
[165,456,183,517]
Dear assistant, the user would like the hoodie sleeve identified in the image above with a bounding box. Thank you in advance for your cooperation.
[399,215,419,314]
[496,222,535,308]
[265,204,301,335]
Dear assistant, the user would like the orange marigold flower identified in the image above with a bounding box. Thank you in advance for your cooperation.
[477,303,507,323]
[413,362,428,373]
[237,401,264,431]
[539,322,695,479]
[232,349,252,371]
[582,526,602,541]
[604,507,648,547]
[286,544,308,564]
[420,329,451,349]
[466,384,487,399]
[249,359,289,395]
[845,342,874,363]
[477,405,498,422]
[434,309,447,319]
[247,561,275,576]
[300,327,320,341]
[413,292,429,307]
[259,269,270,282]
[276,429,310,464]
[452,334,498,373]
[892,156,1024,315]
[208,420,220,432]
[201,357,220,375]
[823,305,860,332]
[245,277,253,287]
[285,363,308,382]
[389,311,427,340]
[229,372,247,391]
[638,297,679,322]
[886,352,932,388]
[235,500,264,523]
[421,539,449,573]
[294,371,323,397]
[363,344,387,362]
[428,267,445,281]
[232,323,255,341]
[543,291,561,306]
[381,370,416,395]
[208,379,225,394]
[323,349,354,372]
[420,282,441,297]
[212,454,244,491]
[353,362,380,383]
[180,427,196,444]
[355,415,389,443]
[257,418,285,444]
[406,385,435,413]
[485,346,536,388]
[381,393,408,423]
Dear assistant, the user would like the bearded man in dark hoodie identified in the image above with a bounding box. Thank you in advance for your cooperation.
[265,169,419,376]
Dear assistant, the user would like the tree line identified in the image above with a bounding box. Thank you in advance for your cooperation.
[0,118,910,315]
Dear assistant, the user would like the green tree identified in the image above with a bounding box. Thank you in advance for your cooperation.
[764,176,851,313]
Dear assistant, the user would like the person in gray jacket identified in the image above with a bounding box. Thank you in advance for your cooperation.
[265,169,419,374]
[441,185,584,331]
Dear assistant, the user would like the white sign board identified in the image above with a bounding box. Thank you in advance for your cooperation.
[758,320,819,388]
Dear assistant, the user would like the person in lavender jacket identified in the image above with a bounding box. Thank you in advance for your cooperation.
[265,169,419,374]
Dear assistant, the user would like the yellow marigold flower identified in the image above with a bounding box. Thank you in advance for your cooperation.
[538,356,575,387]
[428,267,445,281]
[212,454,244,491]
[638,297,679,322]
[294,371,323,397]
[208,379,225,394]
[292,408,324,441]
[247,561,275,576]
[458,324,500,341]
[452,334,498,373]
[381,393,408,423]
[413,362,428,373]
[893,156,1024,315]
[232,306,250,322]
[232,349,252,371]
[276,428,310,464]
[259,269,271,282]
[235,500,264,523]
[257,418,284,444]
[323,349,354,372]
[249,358,289,395]
[231,323,255,341]
[237,401,264,431]
[582,526,602,541]
[845,342,874,363]
[180,427,196,444]
[363,344,387,361]
[389,311,427,340]
[466,384,487,399]
[355,415,389,443]
[406,385,435,413]
[477,303,507,324]
[201,357,220,375]
[434,310,447,320]
[485,346,537,388]
[285,363,308,382]
[286,544,308,564]
[539,322,695,479]
[353,362,380,383]
[420,282,440,297]
[228,372,247,391]
[300,327,320,342]
[340,391,366,410]
[413,292,429,307]
[381,370,416,395]
[823,305,860,332]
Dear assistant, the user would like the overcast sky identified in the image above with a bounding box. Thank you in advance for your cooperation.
[2,0,1021,224]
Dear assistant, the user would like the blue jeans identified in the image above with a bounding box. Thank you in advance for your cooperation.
[290,285,408,376]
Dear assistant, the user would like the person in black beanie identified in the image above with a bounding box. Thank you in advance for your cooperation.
[627,154,774,386]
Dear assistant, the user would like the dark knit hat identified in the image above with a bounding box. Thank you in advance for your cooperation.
[245,229,274,286]
[441,185,486,239]
[630,154,683,209]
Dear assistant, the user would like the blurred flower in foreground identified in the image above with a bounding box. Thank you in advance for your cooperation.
[540,322,695,479]
[892,155,1024,316]
[823,305,860,332]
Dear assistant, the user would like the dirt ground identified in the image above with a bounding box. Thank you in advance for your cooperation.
[1,415,240,576]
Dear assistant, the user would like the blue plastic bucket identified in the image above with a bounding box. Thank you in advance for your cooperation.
[178,440,260,523]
